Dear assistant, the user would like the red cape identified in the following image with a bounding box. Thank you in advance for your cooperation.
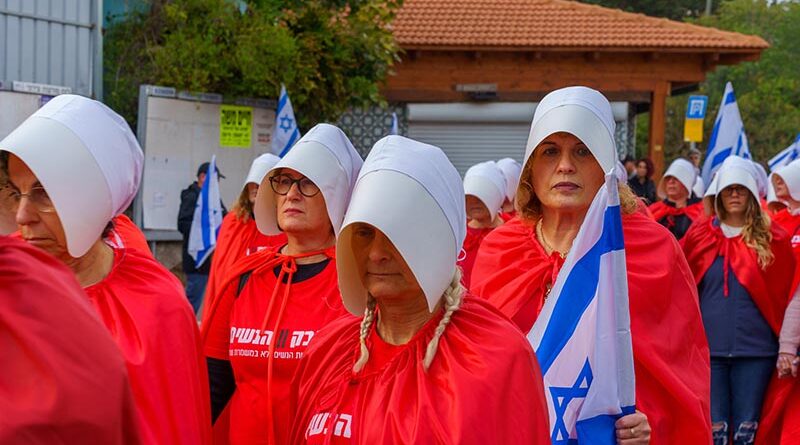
[85,247,212,445]
[648,200,704,224]
[203,212,286,323]
[203,246,348,445]
[681,218,799,445]
[471,213,712,445]
[288,296,551,444]
[109,214,152,255]
[457,225,494,289]
[0,236,141,444]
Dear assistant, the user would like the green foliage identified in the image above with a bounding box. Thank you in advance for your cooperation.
[576,0,716,20]
[104,0,402,130]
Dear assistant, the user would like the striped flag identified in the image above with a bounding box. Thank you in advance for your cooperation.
[768,133,800,172]
[701,82,751,184]
[188,155,223,268]
[529,173,636,445]
[389,112,399,135]
[272,84,301,157]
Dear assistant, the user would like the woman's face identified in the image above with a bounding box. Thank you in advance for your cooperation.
[636,161,648,179]
[247,183,259,204]
[773,174,790,200]
[720,185,751,217]
[273,168,333,235]
[5,154,70,260]
[529,132,604,215]
[350,223,423,301]
[465,195,491,225]
[664,176,689,201]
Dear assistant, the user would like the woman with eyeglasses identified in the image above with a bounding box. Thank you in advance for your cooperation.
[202,124,362,445]
[681,161,796,445]
[0,95,211,444]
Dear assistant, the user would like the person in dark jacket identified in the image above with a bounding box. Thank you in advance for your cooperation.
[628,157,657,204]
[178,162,226,314]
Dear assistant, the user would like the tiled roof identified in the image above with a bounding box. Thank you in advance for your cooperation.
[393,0,768,51]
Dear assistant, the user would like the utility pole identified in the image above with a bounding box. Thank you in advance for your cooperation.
[705,0,713,16]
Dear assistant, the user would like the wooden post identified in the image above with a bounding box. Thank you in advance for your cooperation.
[649,81,670,180]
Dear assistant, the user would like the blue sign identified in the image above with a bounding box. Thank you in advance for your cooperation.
[686,95,708,119]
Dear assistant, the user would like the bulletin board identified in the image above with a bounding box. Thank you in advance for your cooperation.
[133,85,276,237]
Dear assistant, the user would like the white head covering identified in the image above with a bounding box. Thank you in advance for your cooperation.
[751,161,768,199]
[253,124,363,236]
[496,157,522,202]
[767,172,783,206]
[337,135,466,315]
[713,162,760,215]
[658,158,696,200]
[773,160,800,202]
[0,94,143,257]
[244,153,280,187]
[523,86,617,180]
[692,176,706,198]
[704,155,759,198]
[463,161,506,218]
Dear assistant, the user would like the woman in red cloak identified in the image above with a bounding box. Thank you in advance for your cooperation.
[202,124,361,445]
[289,134,550,444]
[0,95,211,445]
[0,235,141,444]
[648,158,704,240]
[681,161,796,444]
[457,160,506,287]
[471,86,711,444]
[497,157,522,221]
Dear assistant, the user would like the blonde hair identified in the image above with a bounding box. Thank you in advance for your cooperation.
[352,269,465,373]
[515,159,639,223]
[717,193,774,269]
[232,186,253,222]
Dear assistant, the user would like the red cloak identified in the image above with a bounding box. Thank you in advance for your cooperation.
[203,212,286,323]
[648,200,704,225]
[85,246,212,445]
[288,296,551,444]
[109,214,152,255]
[470,213,712,445]
[681,217,799,445]
[203,246,350,445]
[0,236,141,444]
[456,225,494,289]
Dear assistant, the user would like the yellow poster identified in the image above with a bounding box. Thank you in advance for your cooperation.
[683,119,704,143]
[220,105,253,147]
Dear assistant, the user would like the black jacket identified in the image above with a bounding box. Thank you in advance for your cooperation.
[177,182,227,275]
[628,176,657,205]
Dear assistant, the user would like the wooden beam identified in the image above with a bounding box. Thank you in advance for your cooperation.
[649,81,670,180]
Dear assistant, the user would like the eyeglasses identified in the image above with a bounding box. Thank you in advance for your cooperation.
[721,185,749,197]
[268,174,320,197]
[0,185,56,213]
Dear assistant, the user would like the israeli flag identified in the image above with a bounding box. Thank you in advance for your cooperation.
[529,173,636,445]
[272,84,301,157]
[768,133,800,172]
[701,82,751,184]
[188,156,224,268]
[389,112,399,135]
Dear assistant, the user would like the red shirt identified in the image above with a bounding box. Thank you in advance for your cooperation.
[204,255,348,445]
[457,225,495,289]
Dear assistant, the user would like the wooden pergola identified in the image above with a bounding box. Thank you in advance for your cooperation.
[384,0,768,176]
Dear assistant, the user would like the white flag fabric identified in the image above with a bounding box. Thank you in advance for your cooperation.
[701,82,751,184]
[768,133,800,172]
[187,156,223,268]
[272,84,301,157]
[529,173,636,444]
[390,112,399,135]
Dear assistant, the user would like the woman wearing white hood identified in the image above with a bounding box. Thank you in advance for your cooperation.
[648,158,704,240]
[681,161,796,445]
[472,86,712,444]
[771,160,800,257]
[457,160,507,287]
[0,94,211,444]
[288,135,549,444]
[202,124,361,445]
[496,157,522,220]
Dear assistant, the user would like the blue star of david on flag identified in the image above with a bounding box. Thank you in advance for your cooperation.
[529,173,636,444]
[272,84,301,157]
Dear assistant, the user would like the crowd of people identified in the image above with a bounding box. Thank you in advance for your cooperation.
[1,87,799,445]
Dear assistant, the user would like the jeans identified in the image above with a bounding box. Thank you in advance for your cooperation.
[711,356,775,445]
[185,273,209,315]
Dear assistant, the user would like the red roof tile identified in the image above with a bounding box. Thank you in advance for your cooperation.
[393,0,768,51]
